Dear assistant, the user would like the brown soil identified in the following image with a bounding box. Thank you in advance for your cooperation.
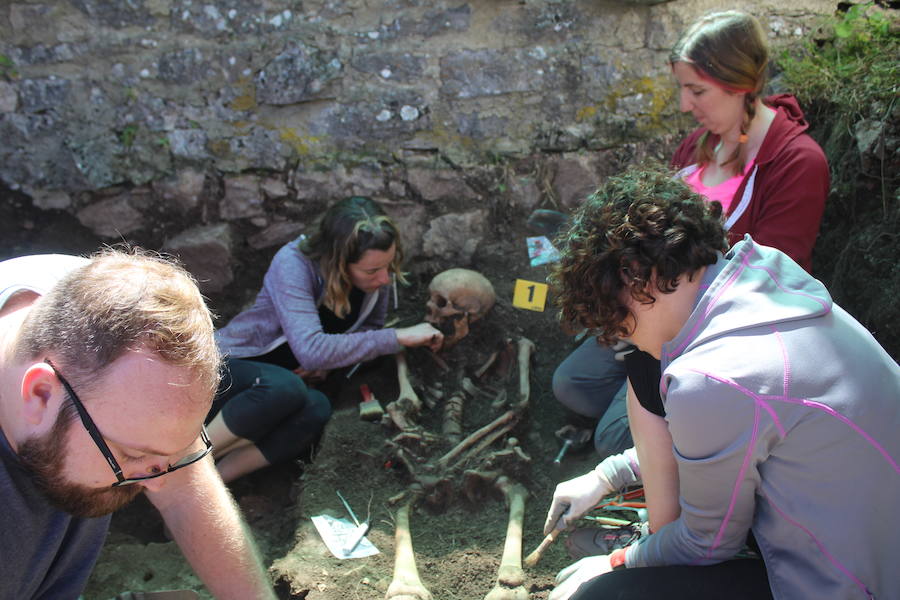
[84,213,604,600]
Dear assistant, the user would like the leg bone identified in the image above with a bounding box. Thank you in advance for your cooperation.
[386,502,433,600]
[483,477,529,600]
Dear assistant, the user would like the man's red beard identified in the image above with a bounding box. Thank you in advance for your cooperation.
[17,410,142,519]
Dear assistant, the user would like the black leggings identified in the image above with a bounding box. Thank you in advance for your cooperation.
[570,558,772,600]
[207,358,332,464]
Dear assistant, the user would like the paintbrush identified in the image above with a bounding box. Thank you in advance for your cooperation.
[524,528,561,568]
[358,384,384,421]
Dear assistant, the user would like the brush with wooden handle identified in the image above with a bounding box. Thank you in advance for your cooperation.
[523,528,561,568]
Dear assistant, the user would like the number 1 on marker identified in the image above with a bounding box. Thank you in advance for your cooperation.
[513,279,548,312]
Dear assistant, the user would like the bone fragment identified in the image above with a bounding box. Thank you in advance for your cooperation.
[386,502,433,600]
[384,401,417,431]
[483,477,529,600]
[436,410,517,470]
[391,430,440,447]
[423,385,445,410]
[396,351,422,411]
[462,469,501,502]
[442,392,465,444]
[490,388,508,411]
[461,376,486,399]
[384,352,423,430]
[516,337,536,408]
[474,349,500,380]
[455,421,517,471]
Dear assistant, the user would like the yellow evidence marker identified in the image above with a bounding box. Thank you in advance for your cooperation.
[513,279,548,312]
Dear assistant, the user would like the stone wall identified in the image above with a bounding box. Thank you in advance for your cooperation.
[0,0,834,312]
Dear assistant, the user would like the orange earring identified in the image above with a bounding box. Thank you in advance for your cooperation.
[739,133,749,144]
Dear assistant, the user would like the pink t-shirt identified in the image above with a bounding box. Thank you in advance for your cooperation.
[684,160,755,215]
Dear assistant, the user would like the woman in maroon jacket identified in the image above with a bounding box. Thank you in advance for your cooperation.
[669,13,828,273]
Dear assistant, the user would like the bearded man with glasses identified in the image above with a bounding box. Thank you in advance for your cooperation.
[0,249,276,599]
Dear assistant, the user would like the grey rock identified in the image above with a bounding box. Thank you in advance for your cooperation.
[68,131,124,189]
[220,126,288,171]
[455,112,508,139]
[27,188,72,210]
[292,164,384,201]
[169,129,210,161]
[382,200,426,259]
[76,193,145,238]
[344,165,385,196]
[19,78,72,113]
[422,209,487,264]
[261,177,290,199]
[855,119,884,157]
[152,169,206,212]
[0,82,18,113]
[256,41,342,106]
[70,0,155,28]
[294,170,339,201]
[220,174,264,219]
[351,52,427,83]
[322,97,427,143]
[163,223,234,294]
[440,47,561,99]
[248,221,306,250]
[158,48,208,84]
[407,168,479,203]
[418,4,471,37]
[508,176,541,212]
[380,4,471,41]
[552,154,602,209]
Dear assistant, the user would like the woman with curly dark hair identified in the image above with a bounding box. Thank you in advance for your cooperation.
[542,168,899,600]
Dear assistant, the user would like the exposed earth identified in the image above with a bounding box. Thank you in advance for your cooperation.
[81,208,607,600]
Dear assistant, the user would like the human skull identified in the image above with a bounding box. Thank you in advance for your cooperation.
[425,268,496,348]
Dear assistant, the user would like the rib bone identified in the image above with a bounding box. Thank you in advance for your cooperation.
[483,477,528,600]
[386,501,433,600]
[436,410,517,470]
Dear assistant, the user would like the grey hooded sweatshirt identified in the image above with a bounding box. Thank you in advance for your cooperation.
[615,236,899,599]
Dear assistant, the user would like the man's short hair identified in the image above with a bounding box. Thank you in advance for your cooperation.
[14,247,221,401]
[550,167,728,345]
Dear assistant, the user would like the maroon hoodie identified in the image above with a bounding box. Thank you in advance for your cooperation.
[671,94,829,273]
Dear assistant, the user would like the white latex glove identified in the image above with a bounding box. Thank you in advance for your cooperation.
[550,555,613,600]
[543,468,614,536]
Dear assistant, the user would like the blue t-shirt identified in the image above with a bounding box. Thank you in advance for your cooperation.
[0,254,111,599]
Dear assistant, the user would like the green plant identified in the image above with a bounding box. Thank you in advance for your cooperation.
[0,54,18,80]
[778,3,897,122]
[119,124,139,148]
[776,3,899,359]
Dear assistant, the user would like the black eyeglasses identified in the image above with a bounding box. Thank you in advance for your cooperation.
[44,359,213,487]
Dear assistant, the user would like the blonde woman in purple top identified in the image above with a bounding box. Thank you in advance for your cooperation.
[208,197,443,482]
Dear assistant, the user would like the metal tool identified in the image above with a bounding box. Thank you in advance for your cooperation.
[553,439,574,465]
[336,490,360,525]
[553,425,593,465]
